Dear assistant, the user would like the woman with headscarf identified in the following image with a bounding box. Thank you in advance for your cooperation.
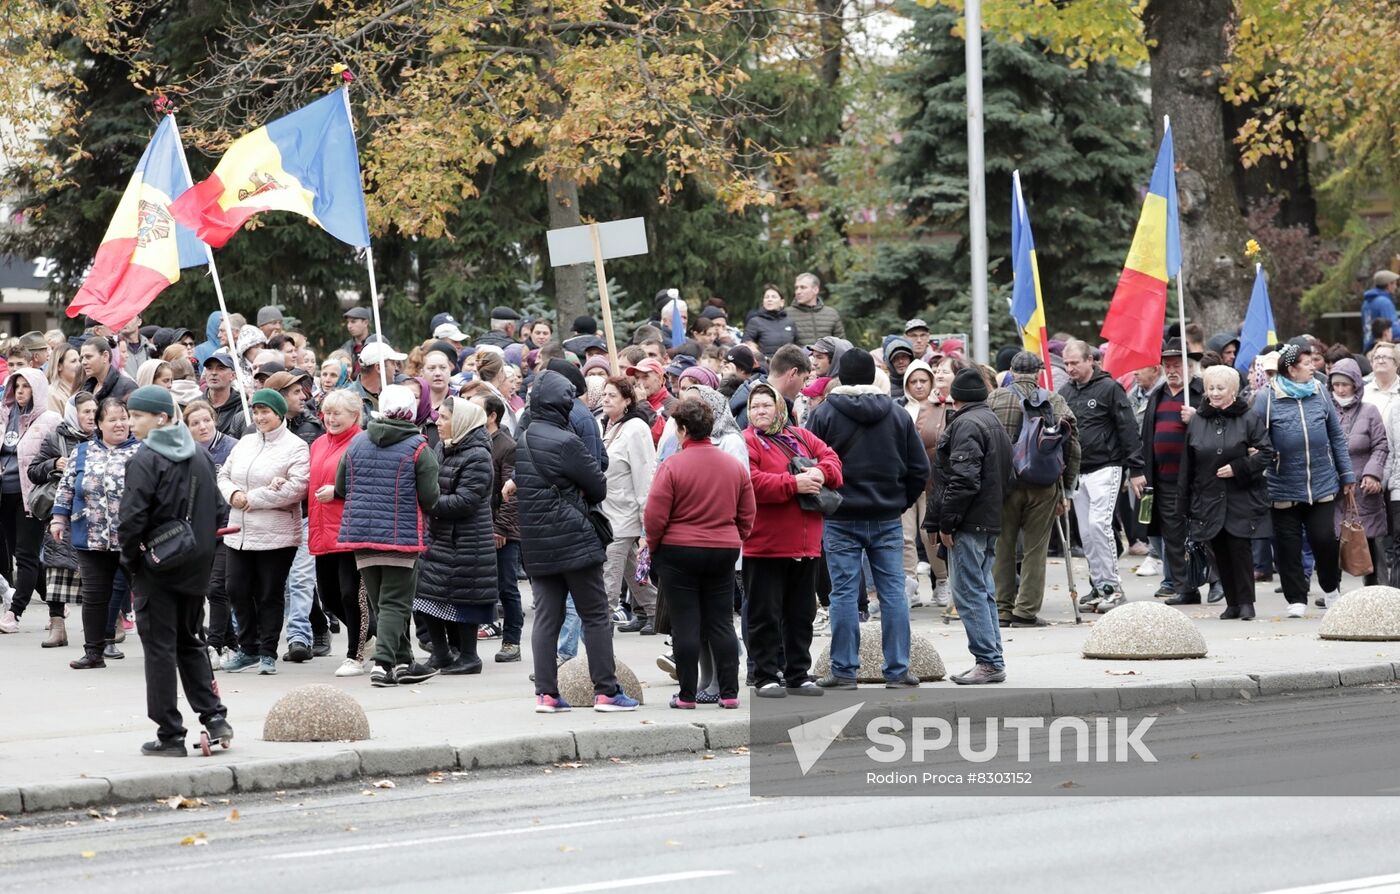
[896,358,946,607]
[135,359,173,390]
[1257,343,1355,616]
[0,368,60,635]
[414,396,497,675]
[404,376,441,449]
[743,381,842,696]
[1328,358,1389,585]
[27,392,96,646]
[320,356,351,397]
[235,325,268,376]
[599,376,660,634]
[1185,366,1273,621]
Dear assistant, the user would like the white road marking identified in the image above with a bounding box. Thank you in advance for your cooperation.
[266,802,757,860]
[1253,873,1400,894]
[501,870,735,894]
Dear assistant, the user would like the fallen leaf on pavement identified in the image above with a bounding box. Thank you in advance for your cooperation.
[1105,670,1137,676]
[554,762,584,769]
[178,833,208,847]
[160,795,208,810]
[730,747,749,755]
[360,791,376,797]
[372,779,396,789]
[81,851,96,858]
[1189,753,1201,760]
[665,840,682,847]
[607,757,629,764]
[701,753,715,760]
[1058,781,1082,789]
[226,810,240,822]
[559,845,579,853]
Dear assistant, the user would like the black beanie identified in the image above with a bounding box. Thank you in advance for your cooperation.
[547,358,587,398]
[839,348,876,386]
[950,367,989,403]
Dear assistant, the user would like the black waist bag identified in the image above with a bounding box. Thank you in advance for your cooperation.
[142,471,198,571]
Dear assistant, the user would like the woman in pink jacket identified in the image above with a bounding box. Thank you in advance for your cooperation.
[216,388,309,676]
[0,368,60,635]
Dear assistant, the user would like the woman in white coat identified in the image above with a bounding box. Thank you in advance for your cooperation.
[217,388,309,675]
[599,376,660,634]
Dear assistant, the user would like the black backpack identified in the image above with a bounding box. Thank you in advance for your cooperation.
[1011,388,1067,487]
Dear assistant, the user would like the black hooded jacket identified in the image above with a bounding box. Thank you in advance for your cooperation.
[743,308,797,359]
[515,371,608,575]
[928,402,1013,535]
[1058,369,1144,475]
[418,427,498,606]
[804,384,929,522]
[118,434,219,587]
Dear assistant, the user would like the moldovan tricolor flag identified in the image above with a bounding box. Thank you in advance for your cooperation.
[66,116,208,328]
[170,91,370,250]
[1010,171,1053,388]
[1099,122,1182,377]
[1235,264,1278,373]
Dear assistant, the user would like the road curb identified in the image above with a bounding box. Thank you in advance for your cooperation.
[8,664,1397,815]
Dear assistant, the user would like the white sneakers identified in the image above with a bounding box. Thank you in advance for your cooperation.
[1323,590,1341,609]
[335,657,367,677]
[0,610,18,634]
[1135,557,1161,577]
[906,576,925,608]
[917,561,931,576]
[931,580,951,607]
[813,608,830,637]
[1287,602,1307,618]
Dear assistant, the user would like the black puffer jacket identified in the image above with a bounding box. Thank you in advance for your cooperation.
[928,402,1013,536]
[1185,398,1274,542]
[515,371,608,575]
[743,308,797,359]
[418,428,497,606]
[30,421,87,570]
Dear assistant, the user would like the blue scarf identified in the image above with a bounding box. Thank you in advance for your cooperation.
[1279,376,1316,399]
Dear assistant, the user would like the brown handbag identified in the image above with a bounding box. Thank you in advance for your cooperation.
[1339,494,1373,577]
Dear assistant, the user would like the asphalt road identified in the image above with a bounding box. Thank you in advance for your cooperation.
[4,690,1400,894]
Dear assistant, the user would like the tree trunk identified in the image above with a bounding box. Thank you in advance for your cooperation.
[1143,0,1255,337]
[547,174,588,327]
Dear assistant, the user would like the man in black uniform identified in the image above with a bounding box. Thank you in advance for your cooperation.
[119,385,231,756]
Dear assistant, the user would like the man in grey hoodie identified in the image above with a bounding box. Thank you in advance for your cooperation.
[120,385,230,757]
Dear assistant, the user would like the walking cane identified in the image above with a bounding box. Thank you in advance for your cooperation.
[1057,513,1082,624]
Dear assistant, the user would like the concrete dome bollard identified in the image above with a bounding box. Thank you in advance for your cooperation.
[263,684,371,742]
[1082,600,1207,660]
[1319,585,1400,641]
[558,651,645,706]
[812,621,946,682]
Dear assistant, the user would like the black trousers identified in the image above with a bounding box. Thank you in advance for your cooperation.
[315,552,374,659]
[76,550,122,654]
[8,510,45,617]
[225,546,296,659]
[134,569,226,741]
[1210,531,1256,608]
[656,545,740,701]
[1273,501,1341,604]
[530,565,619,700]
[744,556,818,688]
[1156,480,1193,596]
[206,544,234,650]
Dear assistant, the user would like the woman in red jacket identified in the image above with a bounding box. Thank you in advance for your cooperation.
[309,389,375,677]
[742,382,843,697]
[644,396,756,710]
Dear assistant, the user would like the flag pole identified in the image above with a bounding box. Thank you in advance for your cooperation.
[169,114,252,428]
[339,82,388,383]
[1166,115,1191,412]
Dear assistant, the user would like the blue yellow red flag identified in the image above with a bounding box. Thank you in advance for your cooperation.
[1236,263,1278,373]
[66,116,207,327]
[1099,122,1182,377]
[170,91,370,249]
[1010,171,1053,387]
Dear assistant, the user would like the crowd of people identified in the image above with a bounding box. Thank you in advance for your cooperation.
[1,268,1398,752]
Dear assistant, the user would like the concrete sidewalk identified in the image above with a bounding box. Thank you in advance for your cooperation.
[1,551,1396,813]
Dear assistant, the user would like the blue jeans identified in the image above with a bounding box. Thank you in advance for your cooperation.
[950,530,1004,669]
[282,518,317,645]
[497,540,524,645]
[557,596,581,658]
[823,518,909,681]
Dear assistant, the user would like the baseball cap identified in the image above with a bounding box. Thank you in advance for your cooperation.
[430,312,460,332]
[1376,270,1400,287]
[666,354,697,378]
[904,318,929,334]
[434,322,469,342]
[724,345,757,373]
[255,361,286,380]
[343,306,372,321]
[360,342,407,366]
[939,337,965,356]
[624,357,668,378]
[203,351,235,370]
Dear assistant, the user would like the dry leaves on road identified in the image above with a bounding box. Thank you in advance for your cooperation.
[159,795,207,810]
[178,833,208,847]
[371,779,396,789]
